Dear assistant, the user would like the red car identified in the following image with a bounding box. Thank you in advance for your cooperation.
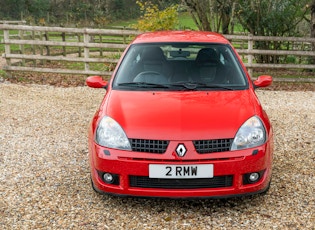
[86,31,273,198]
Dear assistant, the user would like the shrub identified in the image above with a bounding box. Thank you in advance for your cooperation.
[134,1,179,31]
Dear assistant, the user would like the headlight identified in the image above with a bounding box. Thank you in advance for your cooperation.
[231,116,266,150]
[95,116,131,150]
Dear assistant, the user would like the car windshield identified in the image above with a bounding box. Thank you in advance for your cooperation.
[112,43,248,91]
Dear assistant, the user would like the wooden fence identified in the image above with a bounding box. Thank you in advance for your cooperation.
[0,20,26,25]
[1,24,315,81]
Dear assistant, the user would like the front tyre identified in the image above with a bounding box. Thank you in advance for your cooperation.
[90,176,105,194]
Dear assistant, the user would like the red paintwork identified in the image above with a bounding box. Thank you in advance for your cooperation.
[86,76,108,88]
[132,31,229,44]
[105,90,258,140]
[87,31,273,198]
[253,75,273,88]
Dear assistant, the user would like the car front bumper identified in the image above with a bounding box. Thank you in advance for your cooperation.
[89,140,273,198]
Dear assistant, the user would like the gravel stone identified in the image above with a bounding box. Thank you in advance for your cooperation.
[0,83,314,230]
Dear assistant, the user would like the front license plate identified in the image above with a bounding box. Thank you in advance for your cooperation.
[149,164,213,179]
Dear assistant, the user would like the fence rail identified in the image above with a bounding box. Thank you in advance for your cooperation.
[1,24,315,81]
[0,20,26,25]
[224,34,315,74]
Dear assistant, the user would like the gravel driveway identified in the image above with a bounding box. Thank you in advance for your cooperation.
[0,83,314,229]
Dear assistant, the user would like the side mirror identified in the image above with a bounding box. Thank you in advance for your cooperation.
[86,76,108,88]
[253,75,272,88]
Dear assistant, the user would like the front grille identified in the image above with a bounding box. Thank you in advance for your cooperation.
[129,139,169,153]
[129,175,233,189]
[193,139,233,153]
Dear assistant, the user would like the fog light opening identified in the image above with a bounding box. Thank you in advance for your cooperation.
[243,170,265,185]
[249,172,260,182]
[103,173,114,184]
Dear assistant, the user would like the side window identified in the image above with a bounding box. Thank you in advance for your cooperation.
[136,53,141,63]
[114,46,143,84]
[219,53,225,65]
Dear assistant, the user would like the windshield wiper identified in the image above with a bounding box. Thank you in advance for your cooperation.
[168,82,234,90]
[118,81,234,90]
[118,82,171,88]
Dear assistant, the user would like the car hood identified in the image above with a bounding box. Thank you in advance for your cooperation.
[105,90,258,140]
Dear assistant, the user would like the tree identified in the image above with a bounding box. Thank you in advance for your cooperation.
[182,0,212,31]
[235,0,309,36]
[311,0,315,64]
[235,0,310,63]
[184,0,311,63]
[182,0,235,33]
[0,0,142,26]
[134,1,179,31]
[183,0,310,36]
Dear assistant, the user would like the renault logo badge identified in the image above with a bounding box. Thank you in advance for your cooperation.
[176,144,187,157]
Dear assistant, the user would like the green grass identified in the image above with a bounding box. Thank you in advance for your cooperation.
[177,12,198,30]
[0,69,6,77]
[108,19,138,29]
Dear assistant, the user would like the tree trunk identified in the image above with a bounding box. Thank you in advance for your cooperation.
[183,0,212,31]
[311,0,315,65]
[221,6,231,34]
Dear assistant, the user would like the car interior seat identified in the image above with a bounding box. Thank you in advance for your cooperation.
[133,46,171,83]
[194,48,224,84]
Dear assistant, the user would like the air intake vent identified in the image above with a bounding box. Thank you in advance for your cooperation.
[193,139,233,153]
[129,175,233,189]
[129,139,169,153]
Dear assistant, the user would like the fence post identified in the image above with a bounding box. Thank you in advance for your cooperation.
[248,33,253,77]
[84,32,90,74]
[123,27,126,44]
[44,32,50,56]
[62,32,66,56]
[31,30,36,66]
[77,34,82,57]
[99,34,103,57]
[40,31,44,65]
[3,29,11,67]
[19,29,25,66]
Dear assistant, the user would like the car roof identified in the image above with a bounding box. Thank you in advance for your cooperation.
[132,31,230,44]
